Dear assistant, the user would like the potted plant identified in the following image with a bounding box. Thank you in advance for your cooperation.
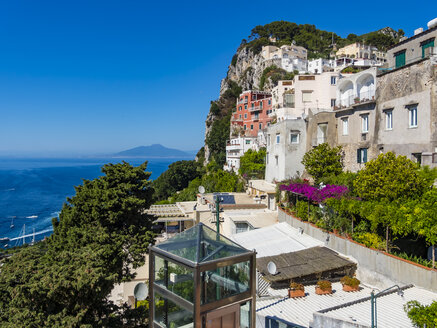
[315,280,332,295]
[354,97,360,104]
[340,276,360,292]
[288,282,305,298]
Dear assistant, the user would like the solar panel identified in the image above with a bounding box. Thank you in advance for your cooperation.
[213,193,235,205]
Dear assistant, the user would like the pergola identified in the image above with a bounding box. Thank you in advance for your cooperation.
[149,223,256,328]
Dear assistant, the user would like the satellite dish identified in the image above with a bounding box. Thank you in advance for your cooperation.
[198,185,205,194]
[134,282,148,301]
[267,261,277,275]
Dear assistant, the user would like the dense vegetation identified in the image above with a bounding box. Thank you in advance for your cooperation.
[283,150,437,268]
[239,148,266,180]
[152,160,201,201]
[205,80,242,166]
[259,65,295,90]
[240,21,403,59]
[0,162,155,327]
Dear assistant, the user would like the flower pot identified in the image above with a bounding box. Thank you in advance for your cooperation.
[342,284,359,292]
[288,289,305,298]
[315,286,332,295]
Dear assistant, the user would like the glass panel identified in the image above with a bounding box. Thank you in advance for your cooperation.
[154,224,250,264]
[240,301,251,328]
[154,255,194,303]
[202,260,250,304]
[154,291,194,328]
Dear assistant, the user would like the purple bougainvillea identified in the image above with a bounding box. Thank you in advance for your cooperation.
[280,183,348,203]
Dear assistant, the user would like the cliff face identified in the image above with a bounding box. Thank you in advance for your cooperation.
[203,46,275,162]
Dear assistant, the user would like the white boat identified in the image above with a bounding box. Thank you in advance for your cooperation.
[26,215,38,219]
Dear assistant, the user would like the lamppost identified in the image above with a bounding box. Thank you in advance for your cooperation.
[370,285,404,328]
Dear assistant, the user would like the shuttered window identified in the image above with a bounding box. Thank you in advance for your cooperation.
[421,38,435,58]
[395,50,406,68]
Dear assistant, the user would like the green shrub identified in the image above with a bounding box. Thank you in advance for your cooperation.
[353,232,385,250]
[316,280,332,291]
[296,200,308,221]
[340,276,360,287]
[404,300,437,327]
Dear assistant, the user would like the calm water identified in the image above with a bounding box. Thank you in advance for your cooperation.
[0,157,185,247]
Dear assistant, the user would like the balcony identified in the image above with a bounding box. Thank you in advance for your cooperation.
[226,144,243,152]
[237,98,248,105]
[249,105,262,112]
[337,90,375,109]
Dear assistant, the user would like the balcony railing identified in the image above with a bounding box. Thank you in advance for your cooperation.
[377,49,437,75]
[237,98,248,105]
[338,90,375,108]
[249,105,262,112]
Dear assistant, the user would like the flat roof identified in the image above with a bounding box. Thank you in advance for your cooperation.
[257,247,356,283]
[249,179,276,193]
[224,209,278,229]
[145,204,185,218]
[318,285,437,328]
[256,282,372,327]
[231,222,323,258]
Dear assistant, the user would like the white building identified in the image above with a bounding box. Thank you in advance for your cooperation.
[262,44,308,73]
[224,133,266,172]
[308,58,335,74]
[336,67,376,108]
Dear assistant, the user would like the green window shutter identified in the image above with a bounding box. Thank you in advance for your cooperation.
[357,149,361,163]
[422,39,435,58]
[363,148,368,163]
[395,51,406,68]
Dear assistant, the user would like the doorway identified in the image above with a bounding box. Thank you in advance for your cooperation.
[205,303,240,328]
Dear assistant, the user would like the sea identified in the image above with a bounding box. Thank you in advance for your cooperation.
[0,157,186,248]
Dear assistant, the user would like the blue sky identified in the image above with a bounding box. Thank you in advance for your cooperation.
[0,1,435,156]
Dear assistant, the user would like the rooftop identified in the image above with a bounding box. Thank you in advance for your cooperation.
[256,282,372,327]
[316,285,437,328]
[231,222,323,258]
[249,179,276,193]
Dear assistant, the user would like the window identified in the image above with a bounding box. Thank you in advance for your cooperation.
[268,99,271,105]
[239,114,242,119]
[357,148,368,163]
[259,123,262,129]
[250,124,253,130]
[302,91,312,103]
[235,222,252,234]
[331,99,336,108]
[361,114,369,133]
[408,106,418,128]
[276,134,280,144]
[244,113,247,119]
[284,94,295,107]
[245,140,251,144]
[260,101,263,108]
[290,133,299,144]
[243,125,246,130]
[275,155,279,166]
[421,38,435,58]
[244,104,247,110]
[342,118,349,135]
[395,50,406,68]
[385,110,393,130]
[239,106,242,111]
[251,103,254,109]
[330,76,337,85]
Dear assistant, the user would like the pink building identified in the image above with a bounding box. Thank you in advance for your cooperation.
[231,90,273,137]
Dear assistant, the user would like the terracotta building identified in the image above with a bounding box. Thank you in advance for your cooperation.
[231,90,273,137]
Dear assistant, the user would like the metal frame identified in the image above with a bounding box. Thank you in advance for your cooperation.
[149,242,256,328]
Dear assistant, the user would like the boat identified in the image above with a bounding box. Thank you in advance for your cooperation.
[10,216,15,229]
[26,215,38,219]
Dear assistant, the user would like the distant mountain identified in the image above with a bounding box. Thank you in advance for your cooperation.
[114,144,192,158]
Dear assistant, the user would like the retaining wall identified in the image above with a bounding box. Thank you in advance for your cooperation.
[278,208,437,293]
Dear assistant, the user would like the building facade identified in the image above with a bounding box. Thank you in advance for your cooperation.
[231,90,272,137]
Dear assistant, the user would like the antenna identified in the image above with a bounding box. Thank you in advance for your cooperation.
[267,261,277,275]
[134,282,148,301]
[198,185,205,194]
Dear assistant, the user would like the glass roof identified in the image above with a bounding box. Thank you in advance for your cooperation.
[154,223,250,264]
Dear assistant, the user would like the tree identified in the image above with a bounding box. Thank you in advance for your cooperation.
[354,152,426,202]
[153,160,201,201]
[239,148,266,179]
[0,161,155,327]
[404,300,437,327]
[301,143,343,183]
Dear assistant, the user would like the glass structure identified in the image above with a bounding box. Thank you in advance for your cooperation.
[149,223,256,328]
